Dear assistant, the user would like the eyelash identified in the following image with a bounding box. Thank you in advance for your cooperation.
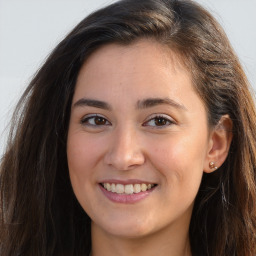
[80,114,175,128]
[143,114,175,128]
[81,114,111,127]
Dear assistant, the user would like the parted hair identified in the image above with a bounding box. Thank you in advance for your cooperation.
[1,0,256,255]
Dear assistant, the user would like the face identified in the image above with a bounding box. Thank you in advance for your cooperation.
[67,40,211,239]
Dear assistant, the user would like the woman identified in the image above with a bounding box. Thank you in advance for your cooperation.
[1,0,256,255]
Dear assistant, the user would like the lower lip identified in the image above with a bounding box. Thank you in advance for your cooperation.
[99,185,156,204]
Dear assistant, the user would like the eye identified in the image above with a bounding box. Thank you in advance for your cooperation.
[143,115,175,128]
[81,114,111,126]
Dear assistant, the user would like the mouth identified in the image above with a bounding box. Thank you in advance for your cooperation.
[100,182,158,195]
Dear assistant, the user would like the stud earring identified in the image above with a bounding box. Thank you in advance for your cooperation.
[209,161,218,171]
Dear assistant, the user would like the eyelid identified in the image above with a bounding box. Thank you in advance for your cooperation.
[80,114,111,126]
[142,113,176,127]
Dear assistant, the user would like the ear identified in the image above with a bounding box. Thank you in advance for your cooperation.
[204,115,233,173]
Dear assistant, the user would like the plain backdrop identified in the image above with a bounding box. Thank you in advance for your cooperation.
[1,0,256,156]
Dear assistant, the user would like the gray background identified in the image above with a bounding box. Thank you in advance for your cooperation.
[1,0,256,155]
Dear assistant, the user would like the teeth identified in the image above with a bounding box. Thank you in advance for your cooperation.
[124,184,134,194]
[116,184,124,194]
[106,183,111,191]
[141,183,147,192]
[111,183,116,193]
[102,183,155,194]
[134,184,141,193]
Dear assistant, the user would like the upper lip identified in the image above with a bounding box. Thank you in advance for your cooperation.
[99,179,157,185]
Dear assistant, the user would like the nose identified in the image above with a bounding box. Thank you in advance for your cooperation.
[103,126,145,171]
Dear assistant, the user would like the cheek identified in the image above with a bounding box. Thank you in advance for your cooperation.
[66,133,101,199]
[151,134,206,166]
[67,133,102,214]
[67,133,103,174]
[149,133,207,193]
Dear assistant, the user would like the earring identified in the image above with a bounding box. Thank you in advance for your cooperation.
[209,161,218,171]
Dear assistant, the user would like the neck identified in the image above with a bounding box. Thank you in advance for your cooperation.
[91,220,192,256]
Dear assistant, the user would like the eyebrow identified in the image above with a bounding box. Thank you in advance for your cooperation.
[73,97,187,111]
[73,98,112,110]
[137,97,187,111]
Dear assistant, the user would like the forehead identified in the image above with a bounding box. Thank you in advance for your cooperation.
[80,39,188,75]
[75,39,193,96]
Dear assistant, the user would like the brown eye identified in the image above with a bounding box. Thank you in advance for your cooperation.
[154,117,168,126]
[94,116,107,125]
[81,115,111,126]
[143,115,174,128]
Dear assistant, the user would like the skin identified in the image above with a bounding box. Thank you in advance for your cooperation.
[67,39,232,256]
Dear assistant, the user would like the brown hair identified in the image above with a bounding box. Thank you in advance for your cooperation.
[1,0,256,255]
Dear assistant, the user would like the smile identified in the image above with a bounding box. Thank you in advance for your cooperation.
[99,182,158,203]
[101,183,157,195]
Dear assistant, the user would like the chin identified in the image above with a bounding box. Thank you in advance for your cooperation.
[93,215,156,239]
[106,226,154,239]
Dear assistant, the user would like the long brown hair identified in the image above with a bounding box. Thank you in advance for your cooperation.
[1,0,256,255]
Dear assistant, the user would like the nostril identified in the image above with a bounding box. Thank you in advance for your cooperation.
[104,153,145,171]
